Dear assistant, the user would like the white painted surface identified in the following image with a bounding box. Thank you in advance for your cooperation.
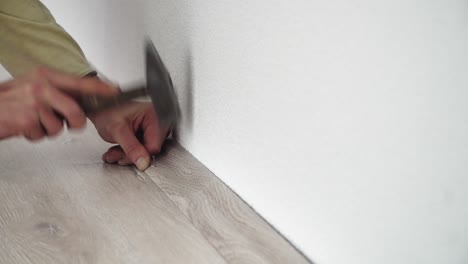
[3,1,468,263]
[141,1,468,264]
[0,65,10,81]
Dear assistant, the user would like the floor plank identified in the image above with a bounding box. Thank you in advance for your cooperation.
[0,129,226,264]
[146,141,312,264]
[0,125,311,263]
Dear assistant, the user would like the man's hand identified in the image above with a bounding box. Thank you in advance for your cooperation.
[89,101,169,171]
[0,67,118,141]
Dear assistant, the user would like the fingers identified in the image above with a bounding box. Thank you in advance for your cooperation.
[39,84,86,129]
[141,106,168,155]
[117,157,133,166]
[23,122,46,141]
[21,108,62,141]
[37,67,119,96]
[102,146,142,167]
[102,145,125,163]
[112,124,151,171]
[141,120,163,155]
[143,123,166,155]
[38,107,64,137]
[1,67,116,142]
[93,102,167,170]
[25,128,45,141]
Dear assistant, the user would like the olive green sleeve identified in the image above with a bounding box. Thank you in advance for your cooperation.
[0,0,95,77]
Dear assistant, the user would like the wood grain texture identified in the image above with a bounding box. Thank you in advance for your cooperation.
[146,141,312,264]
[0,125,311,263]
[0,127,226,264]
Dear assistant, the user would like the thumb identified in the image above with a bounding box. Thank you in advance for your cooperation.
[113,124,151,171]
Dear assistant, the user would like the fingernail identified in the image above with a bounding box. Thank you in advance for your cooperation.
[136,157,150,171]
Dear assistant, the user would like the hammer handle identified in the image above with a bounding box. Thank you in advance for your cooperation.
[79,86,147,114]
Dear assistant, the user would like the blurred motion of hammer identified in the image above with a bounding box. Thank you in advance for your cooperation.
[79,39,180,129]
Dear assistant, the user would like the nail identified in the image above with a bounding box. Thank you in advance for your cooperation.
[136,157,150,171]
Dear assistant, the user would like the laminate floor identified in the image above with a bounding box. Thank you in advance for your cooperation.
[0,125,311,264]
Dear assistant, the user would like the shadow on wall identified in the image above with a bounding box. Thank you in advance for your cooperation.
[182,51,194,135]
[141,0,195,143]
[172,51,194,140]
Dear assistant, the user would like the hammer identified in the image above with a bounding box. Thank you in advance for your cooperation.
[79,39,180,129]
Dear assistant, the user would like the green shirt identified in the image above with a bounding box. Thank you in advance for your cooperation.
[0,0,94,77]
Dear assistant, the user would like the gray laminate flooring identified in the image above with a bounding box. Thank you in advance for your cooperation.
[0,126,310,264]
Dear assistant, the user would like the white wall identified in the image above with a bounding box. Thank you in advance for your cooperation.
[0,66,10,82]
[141,1,468,264]
[3,1,468,263]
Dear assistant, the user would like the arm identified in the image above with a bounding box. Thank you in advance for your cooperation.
[0,0,168,171]
[0,0,95,77]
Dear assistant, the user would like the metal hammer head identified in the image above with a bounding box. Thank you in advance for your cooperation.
[145,39,180,129]
[79,39,180,129]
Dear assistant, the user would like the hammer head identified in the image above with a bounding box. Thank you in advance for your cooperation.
[145,39,180,129]
[79,39,180,129]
